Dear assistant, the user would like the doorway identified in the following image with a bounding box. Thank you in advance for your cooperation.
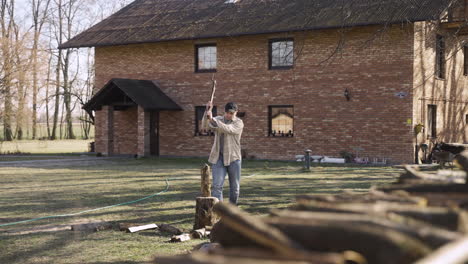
[150,111,159,156]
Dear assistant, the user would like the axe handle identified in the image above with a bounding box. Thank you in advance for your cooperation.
[208,76,216,112]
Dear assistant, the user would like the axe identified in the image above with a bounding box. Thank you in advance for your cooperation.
[207,74,216,114]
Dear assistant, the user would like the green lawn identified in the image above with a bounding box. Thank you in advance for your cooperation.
[0,156,402,264]
[0,140,92,154]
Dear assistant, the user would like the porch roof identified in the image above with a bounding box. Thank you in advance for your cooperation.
[83,78,183,111]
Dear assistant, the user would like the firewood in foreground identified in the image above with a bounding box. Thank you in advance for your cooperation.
[270,210,460,248]
[211,202,366,264]
[455,151,468,175]
[263,216,431,264]
[155,250,342,264]
[212,202,308,258]
[293,200,464,232]
[414,236,468,264]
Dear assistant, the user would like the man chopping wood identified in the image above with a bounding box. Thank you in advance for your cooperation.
[202,101,244,205]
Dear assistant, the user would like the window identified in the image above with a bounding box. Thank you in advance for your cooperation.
[195,105,217,136]
[464,45,468,76]
[435,35,445,79]
[269,38,294,69]
[268,105,294,137]
[427,104,437,138]
[195,44,217,72]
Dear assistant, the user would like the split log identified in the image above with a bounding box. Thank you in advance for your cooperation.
[170,233,191,242]
[270,210,461,248]
[118,222,140,231]
[414,236,468,264]
[456,151,468,175]
[71,222,112,232]
[127,223,158,233]
[378,183,468,193]
[377,183,468,210]
[211,205,430,264]
[399,165,465,184]
[191,228,210,239]
[155,250,340,264]
[193,242,221,252]
[294,200,463,231]
[194,197,219,230]
[158,224,182,235]
[211,248,347,264]
[211,203,367,264]
[297,189,426,205]
[201,163,211,197]
[264,217,432,264]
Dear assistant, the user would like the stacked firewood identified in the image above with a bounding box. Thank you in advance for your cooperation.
[155,152,468,264]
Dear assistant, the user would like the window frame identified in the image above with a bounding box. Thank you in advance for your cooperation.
[194,105,217,136]
[435,35,446,79]
[268,105,294,137]
[427,104,437,139]
[464,45,468,76]
[268,38,294,70]
[195,43,217,73]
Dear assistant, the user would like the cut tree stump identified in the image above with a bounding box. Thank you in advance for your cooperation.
[194,164,219,230]
[194,197,219,230]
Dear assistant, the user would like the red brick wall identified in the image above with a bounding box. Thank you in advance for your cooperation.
[413,21,468,154]
[93,24,418,163]
[112,106,138,155]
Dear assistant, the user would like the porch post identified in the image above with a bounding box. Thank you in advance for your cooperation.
[99,105,114,156]
[137,105,150,157]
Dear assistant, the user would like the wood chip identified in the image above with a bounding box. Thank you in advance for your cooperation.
[128,223,158,233]
[171,233,191,242]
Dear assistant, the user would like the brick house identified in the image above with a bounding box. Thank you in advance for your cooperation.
[60,0,468,164]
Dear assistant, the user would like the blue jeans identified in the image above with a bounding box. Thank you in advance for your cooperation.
[211,154,241,204]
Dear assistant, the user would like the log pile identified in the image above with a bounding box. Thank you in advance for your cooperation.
[155,151,468,264]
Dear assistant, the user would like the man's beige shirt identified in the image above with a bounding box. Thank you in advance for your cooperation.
[202,112,244,166]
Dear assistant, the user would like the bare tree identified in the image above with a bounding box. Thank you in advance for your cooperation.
[0,0,15,141]
[31,0,52,139]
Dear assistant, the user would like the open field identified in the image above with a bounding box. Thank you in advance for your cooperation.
[0,140,92,154]
[0,123,94,141]
[0,156,402,264]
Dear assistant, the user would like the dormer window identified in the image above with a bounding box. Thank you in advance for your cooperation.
[195,44,217,73]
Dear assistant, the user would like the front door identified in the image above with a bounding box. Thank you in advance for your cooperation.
[149,111,159,156]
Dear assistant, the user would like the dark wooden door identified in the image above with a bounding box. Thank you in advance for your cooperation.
[150,111,159,156]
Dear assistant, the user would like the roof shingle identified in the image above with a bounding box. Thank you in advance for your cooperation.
[60,0,454,49]
[83,78,183,111]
